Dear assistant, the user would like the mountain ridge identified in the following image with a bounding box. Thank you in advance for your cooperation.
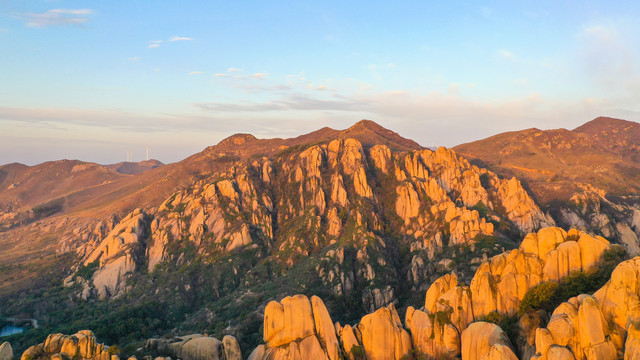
[454,116,640,202]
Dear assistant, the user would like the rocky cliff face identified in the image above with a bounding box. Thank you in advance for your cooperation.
[454,117,640,250]
[550,184,640,257]
[244,226,625,360]
[69,139,551,315]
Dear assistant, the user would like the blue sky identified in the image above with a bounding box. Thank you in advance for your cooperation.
[1,1,640,165]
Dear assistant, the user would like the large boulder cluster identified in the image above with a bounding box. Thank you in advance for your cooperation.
[246,226,630,360]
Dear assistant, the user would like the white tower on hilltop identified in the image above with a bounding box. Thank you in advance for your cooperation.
[146,146,149,161]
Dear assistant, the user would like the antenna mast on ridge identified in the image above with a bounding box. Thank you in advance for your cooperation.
[146,146,149,161]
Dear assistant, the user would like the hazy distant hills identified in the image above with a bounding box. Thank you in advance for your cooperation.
[454,117,640,202]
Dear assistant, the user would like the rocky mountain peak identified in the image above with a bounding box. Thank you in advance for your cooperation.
[573,116,638,133]
[218,133,259,146]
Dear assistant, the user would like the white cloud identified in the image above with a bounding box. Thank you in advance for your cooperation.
[169,36,193,42]
[147,40,163,48]
[498,49,515,60]
[250,73,268,79]
[227,68,242,73]
[147,36,192,49]
[18,8,93,28]
[128,57,140,61]
[214,73,228,77]
[189,71,203,75]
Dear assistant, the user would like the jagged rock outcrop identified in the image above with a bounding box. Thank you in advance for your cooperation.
[71,134,553,318]
[252,294,413,360]
[534,295,616,360]
[247,232,629,360]
[528,257,640,360]
[81,209,148,298]
[258,295,340,360]
[405,306,461,358]
[554,186,640,257]
[21,330,114,360]
[424,227,610,325]
[404,227,611,359]
[0,342,12,360]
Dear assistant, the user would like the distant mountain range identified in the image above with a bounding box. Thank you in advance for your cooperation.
[454,116,640,202]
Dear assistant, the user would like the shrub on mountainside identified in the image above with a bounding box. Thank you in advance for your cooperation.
[519,246,627,315]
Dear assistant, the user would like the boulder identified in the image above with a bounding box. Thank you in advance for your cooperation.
[356,304,412,360]
[259,295,339,360]
[546,346,576,360]
[461,322,514,360]
[178,337,222,360]
[405,306,460,358]
[222,336,241,360]
[311,296,340,360]
[482,344,518,360]
[0,342,12,360]
[264,295,316,347]
[247,345,265,360]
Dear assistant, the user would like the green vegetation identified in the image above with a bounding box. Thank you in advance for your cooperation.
[107,345,121,355]
[32,198,64,219]
[472,201,489,219]
[519,246,627,315]
[350,345,365,360]
[476,311,519,348]
[75,260,100,280]
[519,282,558,314]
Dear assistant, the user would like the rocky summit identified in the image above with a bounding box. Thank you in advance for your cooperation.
[2,119,640,360]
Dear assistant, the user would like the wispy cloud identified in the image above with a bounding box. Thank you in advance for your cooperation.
[169,36,193,42]
[228,68,242,73]
[498,49,515,60]
[194,94,363,113]
[17,9,93,28]
[189,71,203,75]
[250,73,268,79]
[147,36,193,49]
[128,57,140,61]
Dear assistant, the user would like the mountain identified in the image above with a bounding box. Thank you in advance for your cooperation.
[4,118,640,359]
[454,116,640,260]
[0,160,125,228]
[574,116,640,163]
[105,159,164,175]
[454,117,640,202]
[0,120,554,355]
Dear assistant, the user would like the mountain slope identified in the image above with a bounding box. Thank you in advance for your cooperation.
[574,116,640,162]
[454,117,640,202]
[105,159,164,175]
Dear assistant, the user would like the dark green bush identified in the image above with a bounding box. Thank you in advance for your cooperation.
[75,260,100,280]
[519,282,559,315]
[519,245,628,315]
